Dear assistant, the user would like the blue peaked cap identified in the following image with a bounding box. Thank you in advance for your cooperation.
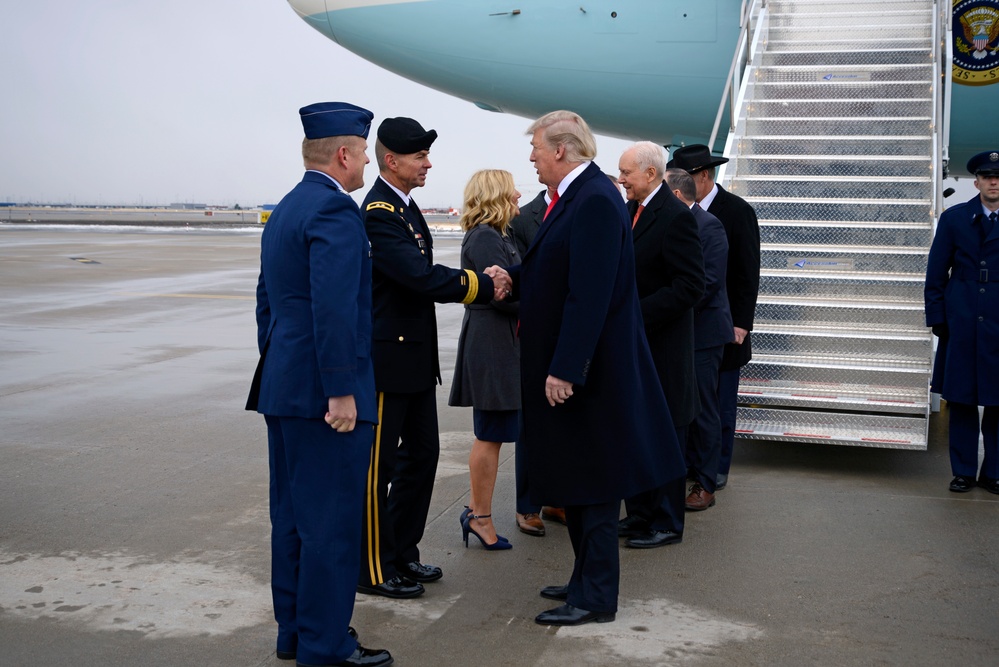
[299,102,374,140]
[967,150,999,176]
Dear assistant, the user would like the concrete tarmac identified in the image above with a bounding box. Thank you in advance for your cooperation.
[1,226,996,667]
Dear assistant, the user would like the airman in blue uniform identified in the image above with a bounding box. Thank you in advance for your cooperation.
[247,102,392,667]
[926,150,999,495]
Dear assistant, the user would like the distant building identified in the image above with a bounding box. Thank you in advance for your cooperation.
[170,203,207,210]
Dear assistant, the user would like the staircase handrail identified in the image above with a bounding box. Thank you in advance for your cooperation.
[708,0,765,156]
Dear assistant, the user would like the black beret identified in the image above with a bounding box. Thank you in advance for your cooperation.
[377,117,437,154]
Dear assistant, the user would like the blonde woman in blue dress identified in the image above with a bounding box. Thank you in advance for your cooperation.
[449,170,521,550]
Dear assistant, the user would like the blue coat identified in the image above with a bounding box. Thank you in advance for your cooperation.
[925,194,999,406]
[514,163,682,506]
[248,171,377,423]
[691,203,734,350]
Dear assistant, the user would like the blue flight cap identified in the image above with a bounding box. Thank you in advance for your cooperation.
[299,102,374,140]
[967,150,999,176]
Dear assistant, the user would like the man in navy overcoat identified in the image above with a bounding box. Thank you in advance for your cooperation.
[514,111,681,626]
[246,102,392,667]
[925,150,999,495]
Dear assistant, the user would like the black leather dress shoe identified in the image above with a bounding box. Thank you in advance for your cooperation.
[624,529,682,549]
[400,561,443,583]
[296,645,393,667]
[617,515,650,537]
[715,473,728,490]
[279,628,359,660]
[539,584,568,601]
[535,603,615,626]
[949,475,976,492]
[356,576,424,599]
[978,476,999,494]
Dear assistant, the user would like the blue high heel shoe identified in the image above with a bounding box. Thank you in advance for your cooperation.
[459,506,509,543]
[461,513,512,551]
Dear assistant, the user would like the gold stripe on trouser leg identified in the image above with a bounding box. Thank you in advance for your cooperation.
[365,392,385,585]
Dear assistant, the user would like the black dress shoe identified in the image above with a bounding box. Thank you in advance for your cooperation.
[715,473,728,490]
[978,476,999,494]
[949,475,976,492]
[624,529,682,549]
[535,603,615,626]
[296,645,393,667]
[356,576,424,599]
[400,561,443,583]
[617,515,650,537]
[539,584,568,601]
[278,628,358,660]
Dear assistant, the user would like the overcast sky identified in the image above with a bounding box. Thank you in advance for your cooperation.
[1,1,978,209]
[0,0,634,209]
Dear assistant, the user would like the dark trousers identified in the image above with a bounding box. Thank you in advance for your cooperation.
[360,388,440,586]
[623,451,686,534]
[716,367,741,477]
[687,345,725,492]
[565,500,620,614]
[267,415,370,665]
[515,432,541,514]
[949,402,999,479]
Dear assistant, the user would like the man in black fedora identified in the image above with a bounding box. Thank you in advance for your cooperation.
[667,144,760,504]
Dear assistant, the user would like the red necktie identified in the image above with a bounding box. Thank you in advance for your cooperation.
[543,191,560,220]
[632,204,645,228]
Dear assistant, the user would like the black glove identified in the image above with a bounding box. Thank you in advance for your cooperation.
[932,323,948,339]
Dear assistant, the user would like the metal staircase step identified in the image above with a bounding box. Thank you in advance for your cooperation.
[751,82,935,101]
[743,118,932,137]
[736,155,932,178]
[746,99,933,119]
[754,64,933,84]
[742,177,931,201]
[758,221,933,248]
[757,274,924,303]
[745,199,931,223]
[738,136,933,156]
[761,50,932,67]
[759,247,928,274]
[766,38,934,51]
[735,408,928,448]
[754,300,928,332]
[768,0,932,11]
[768,25,931,41]
[752,329,932,364]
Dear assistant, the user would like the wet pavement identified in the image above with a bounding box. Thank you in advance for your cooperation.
[0,226,996,666]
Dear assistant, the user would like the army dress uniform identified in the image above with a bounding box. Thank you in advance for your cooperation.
[360,165,495,594]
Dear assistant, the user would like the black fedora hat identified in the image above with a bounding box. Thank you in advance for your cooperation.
[666,144,729,174]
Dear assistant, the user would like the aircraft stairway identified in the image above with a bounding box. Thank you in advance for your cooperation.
[719,0,946,449]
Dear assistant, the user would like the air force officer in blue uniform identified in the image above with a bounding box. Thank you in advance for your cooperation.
[514,111,681,626]
[925,150,999,496]
[247,103,392,667]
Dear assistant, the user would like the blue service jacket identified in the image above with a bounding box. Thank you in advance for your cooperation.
[925,194,999,405]
[692,203,734,350]
[513,163,684,506]
[362,177,494,394]
[248,171,376,423]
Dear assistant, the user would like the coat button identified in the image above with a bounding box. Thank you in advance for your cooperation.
[979,316,985,322]
[982,288,987,293]
[398,336,405,342]
[982,260,988,266]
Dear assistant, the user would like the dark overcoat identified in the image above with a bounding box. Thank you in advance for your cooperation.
[248,171,376,422]
[705,185,760,371]
[514,163,682,506]
[628,184,705,428]
[509,189,547,257]
[362,177,494,394]
[925,194,999,406]
[449,224,522,410]
[691,203,734,350]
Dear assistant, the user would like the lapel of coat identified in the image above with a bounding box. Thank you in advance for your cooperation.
[523,163,599,264]
[631,183,668,243]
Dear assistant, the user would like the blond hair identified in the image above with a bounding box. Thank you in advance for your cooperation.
[526,110,597,163]
[460,170,518,233]
[302,135,360,169]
